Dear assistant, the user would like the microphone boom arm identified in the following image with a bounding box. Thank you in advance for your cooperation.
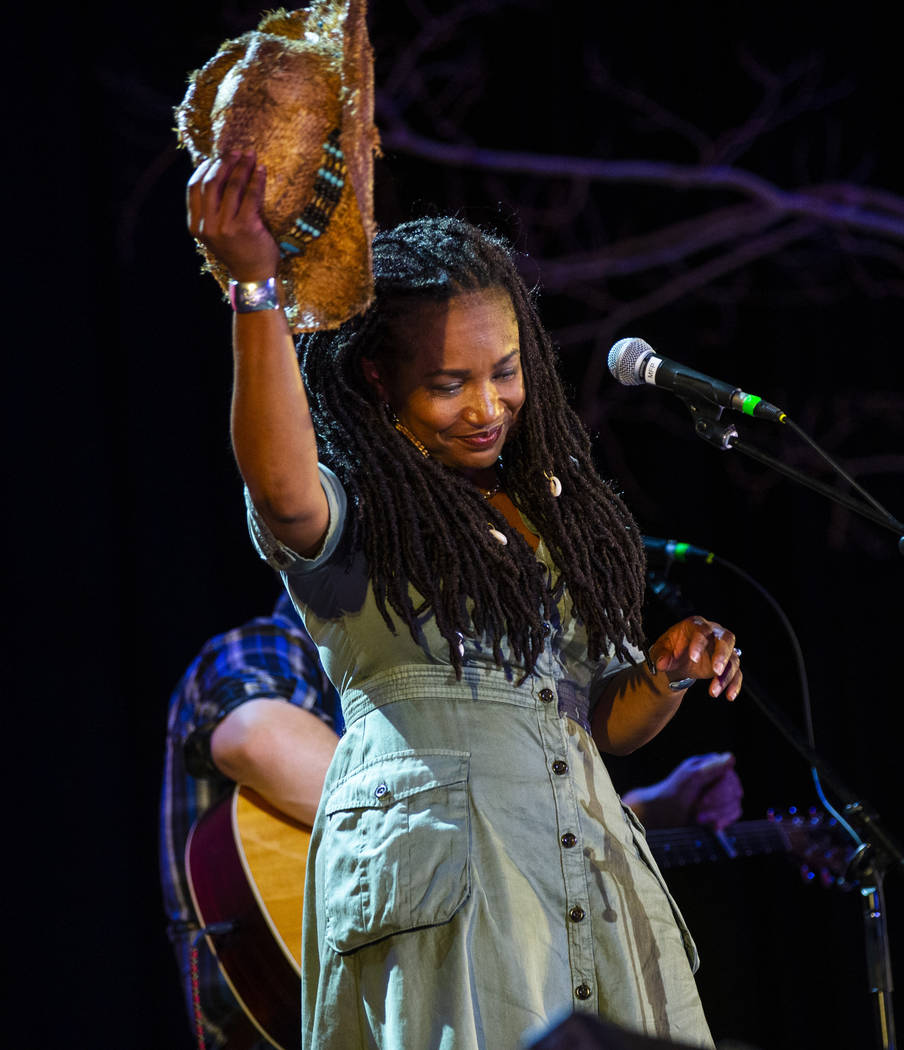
[679,397,904,540]
[728,437,901,534]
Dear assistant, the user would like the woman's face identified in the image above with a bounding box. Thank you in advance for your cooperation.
[365,288,525,482]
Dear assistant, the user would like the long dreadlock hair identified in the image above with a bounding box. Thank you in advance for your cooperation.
[299,215,647,677]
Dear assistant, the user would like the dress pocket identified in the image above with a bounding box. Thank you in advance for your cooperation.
[322,749,471,953]
[620,802,701,972]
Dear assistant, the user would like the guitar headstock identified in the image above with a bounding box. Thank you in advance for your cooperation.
[767,807,857,890]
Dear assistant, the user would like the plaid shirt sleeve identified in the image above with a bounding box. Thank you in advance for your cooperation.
[175,592,343,777]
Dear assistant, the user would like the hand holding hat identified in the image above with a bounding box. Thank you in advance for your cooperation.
[177,2,380,332]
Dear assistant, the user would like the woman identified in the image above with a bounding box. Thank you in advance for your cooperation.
[188,150,741,1050]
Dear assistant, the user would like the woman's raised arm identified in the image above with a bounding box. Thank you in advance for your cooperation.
[187,150,329,556]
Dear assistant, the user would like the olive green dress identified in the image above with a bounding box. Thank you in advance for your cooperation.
[247,468,713,1050]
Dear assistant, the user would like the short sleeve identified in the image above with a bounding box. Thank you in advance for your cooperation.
[246,464,347,572]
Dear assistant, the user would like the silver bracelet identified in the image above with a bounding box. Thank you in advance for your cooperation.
[228,277,280,313]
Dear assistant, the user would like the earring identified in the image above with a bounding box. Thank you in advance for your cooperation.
[386,404,429,458]
[545,471,562,498]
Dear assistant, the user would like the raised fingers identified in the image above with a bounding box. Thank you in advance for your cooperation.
[654,616,743,699]
[186,155,217,236]
[218,150,262,224]
[187,151,252,235]
[710,645,743,701]
[185,150,278,280]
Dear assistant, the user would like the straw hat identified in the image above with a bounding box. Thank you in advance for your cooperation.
[175,3,379,332]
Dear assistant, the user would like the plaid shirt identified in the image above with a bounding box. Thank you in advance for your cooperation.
[159,593,342,1049]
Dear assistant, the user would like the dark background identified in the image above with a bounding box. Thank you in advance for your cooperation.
[10,2,902,1047]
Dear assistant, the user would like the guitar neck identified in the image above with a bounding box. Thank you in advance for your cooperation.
[647,819,791,869]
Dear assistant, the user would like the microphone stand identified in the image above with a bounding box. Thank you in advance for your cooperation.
[742,673,901,1050]
[676,396,903,1048]
[680,398,904,544]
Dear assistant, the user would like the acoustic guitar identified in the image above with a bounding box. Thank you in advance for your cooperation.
[186,787,852,1050]
[186,787,310,1050]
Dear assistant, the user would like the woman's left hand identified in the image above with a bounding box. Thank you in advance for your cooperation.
[649,615,743,700]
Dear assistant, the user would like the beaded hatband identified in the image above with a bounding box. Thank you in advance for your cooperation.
[278,128,347,257]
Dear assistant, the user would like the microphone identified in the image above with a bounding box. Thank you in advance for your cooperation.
[642,535,715,567]
[608,337,786,423]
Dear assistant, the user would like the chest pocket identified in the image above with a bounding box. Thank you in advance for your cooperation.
[322,750,471,953]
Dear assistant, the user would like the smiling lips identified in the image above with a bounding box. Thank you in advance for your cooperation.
[455,424,504,449]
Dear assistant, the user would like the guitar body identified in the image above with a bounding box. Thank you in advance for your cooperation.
[185,786,311,1050]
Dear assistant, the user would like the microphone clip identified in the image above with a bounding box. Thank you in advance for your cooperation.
[679,397,738,451]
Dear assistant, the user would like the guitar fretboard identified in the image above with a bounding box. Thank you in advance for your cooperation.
[647,819,791,869]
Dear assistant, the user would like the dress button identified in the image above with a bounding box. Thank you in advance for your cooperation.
[374,783,389,799]
[569,905,585,922]
[541,621,552,636]
[560,832,577,848]
[575,983,592,1000]
[552,760,568,775]
[539,687,554,703]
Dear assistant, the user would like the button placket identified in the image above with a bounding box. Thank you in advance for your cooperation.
[535,682,597,1011]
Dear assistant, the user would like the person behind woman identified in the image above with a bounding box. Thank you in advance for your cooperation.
[188,150,742,1050]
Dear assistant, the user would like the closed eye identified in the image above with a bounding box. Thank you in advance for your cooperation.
[429,354,521,395]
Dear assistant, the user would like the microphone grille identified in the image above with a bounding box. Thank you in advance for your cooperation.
[607,337,653,386]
